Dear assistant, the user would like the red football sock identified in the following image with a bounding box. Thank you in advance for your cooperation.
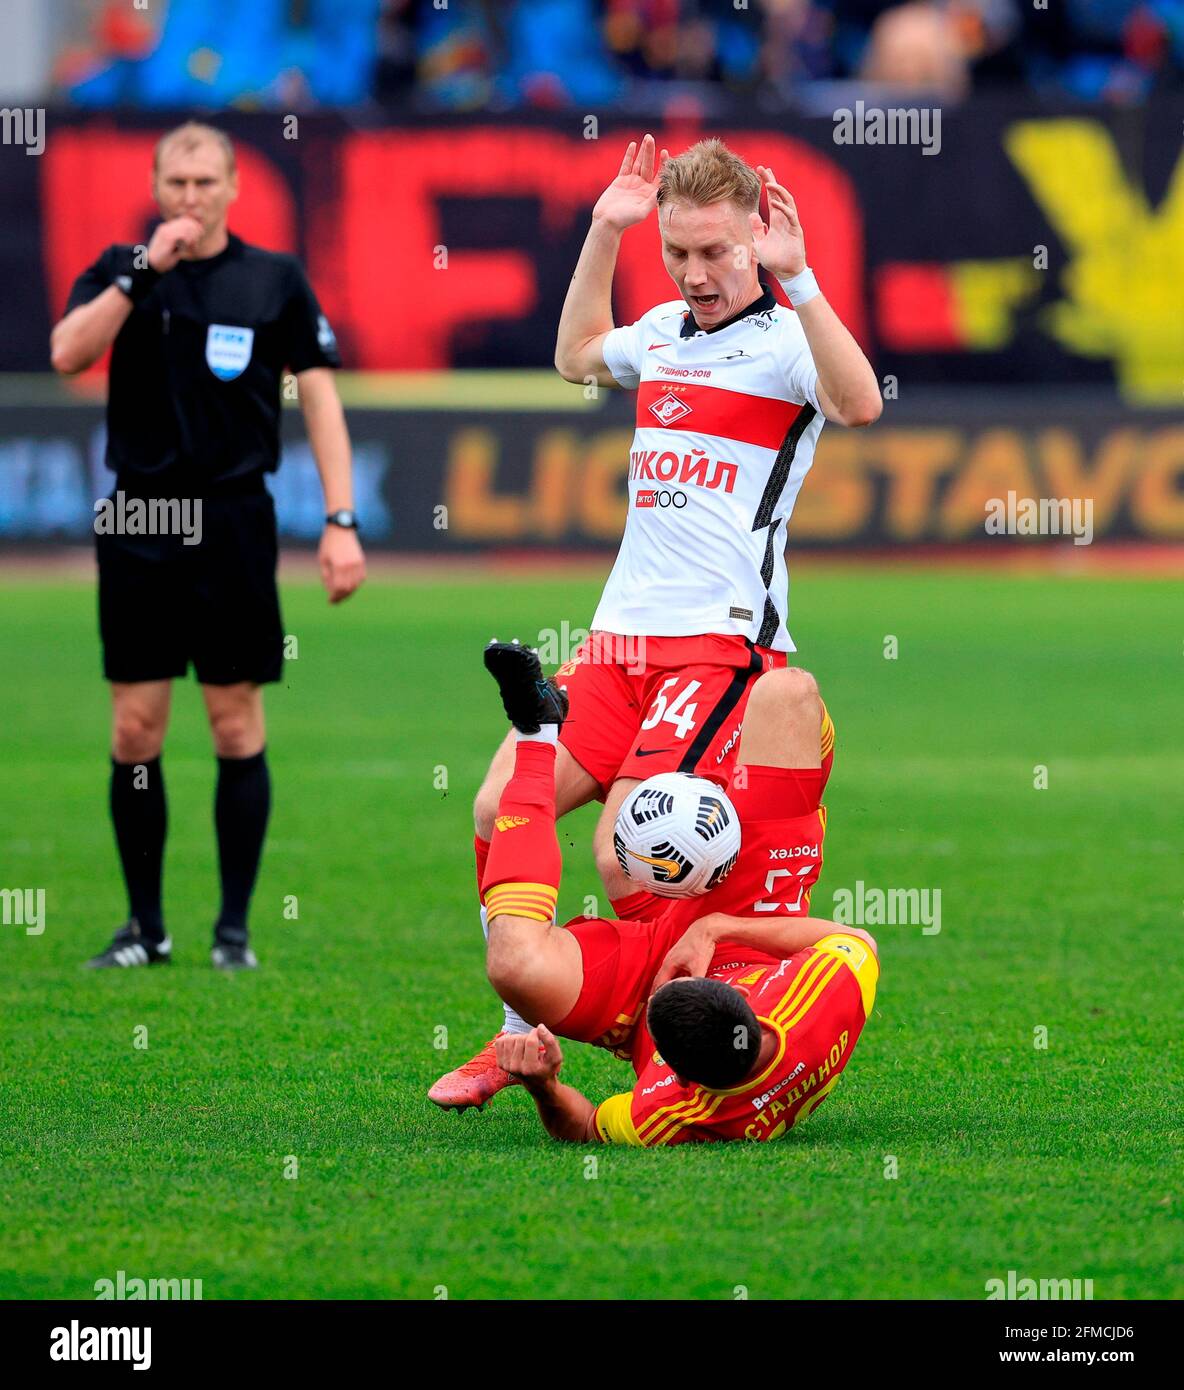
[820,749,834,794]
[610,888,667,923]
[482,740,561,923]
[730,764,823,819]
[820,704,836,793]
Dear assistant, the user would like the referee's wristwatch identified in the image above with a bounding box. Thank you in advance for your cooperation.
[325,509,359,530]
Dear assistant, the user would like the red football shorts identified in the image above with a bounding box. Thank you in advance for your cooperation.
[555,631,788,796]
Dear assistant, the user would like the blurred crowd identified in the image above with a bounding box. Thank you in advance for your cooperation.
[53,0,1184,109]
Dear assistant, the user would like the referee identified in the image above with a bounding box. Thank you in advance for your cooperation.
[50,121,366,970]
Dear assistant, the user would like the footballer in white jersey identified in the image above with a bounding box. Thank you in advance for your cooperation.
[429,134,878,1113]
[598,288,825,651]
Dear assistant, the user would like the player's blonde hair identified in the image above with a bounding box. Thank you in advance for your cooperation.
[657,139,761,214]
[153,121,236,176]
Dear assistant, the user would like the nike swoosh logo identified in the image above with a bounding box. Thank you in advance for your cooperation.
[648,342,671,349]
[627,850,683,877]
[633,747,674,757]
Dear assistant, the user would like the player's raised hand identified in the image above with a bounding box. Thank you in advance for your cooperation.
[495,1024,564,1086]
[146,215,204,273]
[592,134,669,232]
[748,165,807,280]
[319,525,366,604]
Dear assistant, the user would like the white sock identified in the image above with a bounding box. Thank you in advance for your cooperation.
[501,1008,532,1036]
[477,906,531,1036]
[515,725,558,744]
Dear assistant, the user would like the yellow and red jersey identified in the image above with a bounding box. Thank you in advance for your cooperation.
[592,933,878,1146]
[557,803,830,1061]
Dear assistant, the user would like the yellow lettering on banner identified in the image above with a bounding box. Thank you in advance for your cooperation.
[939,429,1037,538]
[1004,119,1184,402]
[446,429,526,539]
[580,431,632,539]
[442,419,1184,546]
[1038,427,1136,532]
[1130,428,1184,537]
[533,430,577,538]
[875,431,960,539]
[791,432,873,539]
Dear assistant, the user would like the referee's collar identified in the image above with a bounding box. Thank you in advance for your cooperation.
[176,231,243,272]
[680,286,777,338]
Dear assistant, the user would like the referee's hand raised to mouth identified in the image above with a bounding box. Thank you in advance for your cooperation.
[146,215,204,273]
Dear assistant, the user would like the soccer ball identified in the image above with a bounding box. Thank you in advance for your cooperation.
[613,772,741,898]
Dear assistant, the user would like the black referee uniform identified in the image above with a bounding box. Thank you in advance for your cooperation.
[67,232,341,965]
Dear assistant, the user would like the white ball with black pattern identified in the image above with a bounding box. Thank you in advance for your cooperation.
[613,772,742,898]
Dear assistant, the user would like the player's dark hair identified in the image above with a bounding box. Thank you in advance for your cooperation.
[647,978,760,1090]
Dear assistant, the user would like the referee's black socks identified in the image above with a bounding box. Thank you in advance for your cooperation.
[213,749,271,944]
[110,756,167,942]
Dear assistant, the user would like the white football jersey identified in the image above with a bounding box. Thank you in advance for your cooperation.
[594,288,824,651]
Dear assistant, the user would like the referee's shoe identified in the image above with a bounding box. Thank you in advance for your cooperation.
[85,919,172,969]
[211,927,258,971]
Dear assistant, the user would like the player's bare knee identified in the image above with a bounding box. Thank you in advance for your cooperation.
[752,666,821,724]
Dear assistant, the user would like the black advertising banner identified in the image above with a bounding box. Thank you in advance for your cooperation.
[1,389,1181,549]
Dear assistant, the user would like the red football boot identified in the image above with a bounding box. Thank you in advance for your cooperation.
[427,1035,522,1111]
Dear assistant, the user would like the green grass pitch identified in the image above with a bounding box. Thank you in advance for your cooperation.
[0,566,1180,1300]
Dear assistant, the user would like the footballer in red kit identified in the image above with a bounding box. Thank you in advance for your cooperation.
[462,641,878,1147]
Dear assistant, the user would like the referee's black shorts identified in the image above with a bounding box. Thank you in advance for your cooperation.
[96,476,285,686]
